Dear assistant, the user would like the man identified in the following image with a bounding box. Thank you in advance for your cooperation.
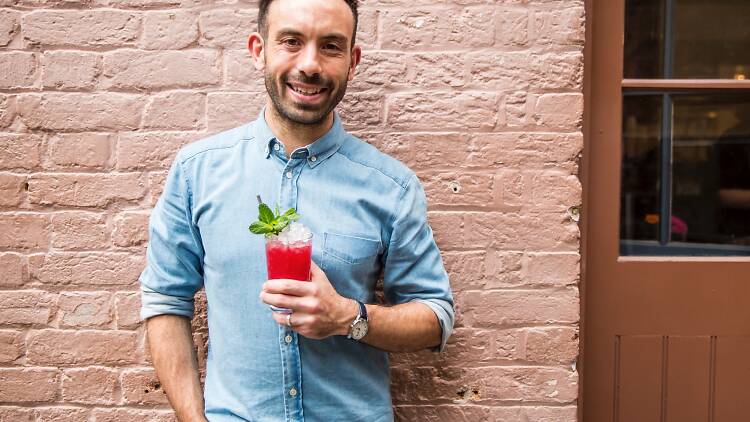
[140,0,454,420]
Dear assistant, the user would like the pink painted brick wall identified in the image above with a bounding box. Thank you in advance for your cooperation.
[0,0,584,420]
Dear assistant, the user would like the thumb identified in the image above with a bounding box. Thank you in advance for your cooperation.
[309,260,324,281]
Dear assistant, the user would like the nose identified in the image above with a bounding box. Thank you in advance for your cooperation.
[297,44,322,79]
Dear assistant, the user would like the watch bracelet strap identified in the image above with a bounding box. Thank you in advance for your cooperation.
[356,300,367,321]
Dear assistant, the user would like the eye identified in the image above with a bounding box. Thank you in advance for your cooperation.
[323,43,342,51]
[282,38,300,47]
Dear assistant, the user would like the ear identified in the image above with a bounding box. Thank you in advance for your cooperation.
[248,32,266,71]
[347,45,362,81]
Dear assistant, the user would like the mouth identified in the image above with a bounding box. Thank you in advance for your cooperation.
[286,82,328,103]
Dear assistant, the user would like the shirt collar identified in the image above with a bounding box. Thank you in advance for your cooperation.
[253,108,345,168]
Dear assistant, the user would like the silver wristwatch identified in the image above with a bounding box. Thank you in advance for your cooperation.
[347,300,369,341]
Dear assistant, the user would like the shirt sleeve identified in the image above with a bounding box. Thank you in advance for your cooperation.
[382,174,455,352]
[140,157,205,321]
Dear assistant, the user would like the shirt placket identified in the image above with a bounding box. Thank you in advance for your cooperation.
[276,144,305,422]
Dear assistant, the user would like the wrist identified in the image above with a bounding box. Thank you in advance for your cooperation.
[336,298,358,336]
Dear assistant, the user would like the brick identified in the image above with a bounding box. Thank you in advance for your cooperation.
[198,9,257,49]
[338,92,383,131]
[207,92,265,132]
[113,211,149,247]
[116,132,198,170]
[468,51,528,90]
[0,290,55,326]
[495,9,529,46]
[387,92,500,131]
[353,52,465,91]
[115,291,141,329]
[58,292,113,329]
[0,407,34,421]
[50,212,108,251]
[27,329,141,365]
[483,250,524,288]
[62,366,118,404]
[22,10,140,47]
[0,330,24,363]
[420,170,495,208]
[0,213,50,250]
[0,368,59,402]
[0,134,42,170]
[532,93,584,130]
[34,407,91,422]
[0,173,26,207]
[492,169,581,212]
[17,93,143,131]
[28,173,147,208]
[391,366,577,404]
[140,11,198,50]
[28,252,145,287]
[492,407,577,422]
[394,405,492,421]
[0,94,17,129]
[48,133,112,169]
[104,50,220,90]
[143,92,205,130]
[381,8,494,50]
[356,8,377,48]
[121,367,170,405]
[529,51,584,90]
[442,251,487,291]
[364,132,475,171]
[461,289,579,328]
[92,408,177,422]
[525,327,579,364]
[0,52,38,89]
[41,51,102,90]
[531,6,585,46]
[0,9,19,46]
[224,50,266,90]
[524,253,580,287]
[429,211,579,251]
[0,253,25,287]
[149,171,168,206]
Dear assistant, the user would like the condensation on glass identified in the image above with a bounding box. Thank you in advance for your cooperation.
[621,0,750,256]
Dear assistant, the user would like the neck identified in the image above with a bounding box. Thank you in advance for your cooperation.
[265,101,334,155]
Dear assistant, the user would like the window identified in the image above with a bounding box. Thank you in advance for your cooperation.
[619,0,750,256]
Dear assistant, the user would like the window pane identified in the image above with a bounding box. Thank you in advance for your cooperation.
[624,0,750,79]
[672,94,750,249]
[624,0,664,78]
[621,95,663,246]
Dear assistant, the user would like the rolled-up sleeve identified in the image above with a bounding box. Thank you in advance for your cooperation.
[140,157,205,321]
[382,174,455,352]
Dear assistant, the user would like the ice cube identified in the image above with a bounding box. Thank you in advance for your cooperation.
[277,222,312,244]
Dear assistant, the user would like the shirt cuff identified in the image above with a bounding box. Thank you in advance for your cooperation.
[140,285,196,321]
[413,298,454,352]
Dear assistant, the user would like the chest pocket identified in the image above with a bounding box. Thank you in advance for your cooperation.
[321,232,382,302]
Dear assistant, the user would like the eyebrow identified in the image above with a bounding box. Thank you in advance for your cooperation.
[275,28,350,44]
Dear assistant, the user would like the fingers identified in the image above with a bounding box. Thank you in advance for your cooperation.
[263,278,314,296]
[260,291,321,314]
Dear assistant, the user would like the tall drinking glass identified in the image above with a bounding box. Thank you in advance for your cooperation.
[265,233,312,313]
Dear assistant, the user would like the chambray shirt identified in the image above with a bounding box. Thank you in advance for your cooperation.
[140,110,454,422]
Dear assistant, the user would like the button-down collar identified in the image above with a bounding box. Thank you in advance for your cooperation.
[253,108,345,168]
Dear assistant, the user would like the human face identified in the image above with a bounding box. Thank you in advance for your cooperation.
[249,0,361,126]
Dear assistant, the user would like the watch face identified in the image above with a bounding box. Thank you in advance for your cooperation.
[351,319,368,340]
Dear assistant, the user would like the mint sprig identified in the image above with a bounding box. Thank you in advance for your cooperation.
[249,198,301,237]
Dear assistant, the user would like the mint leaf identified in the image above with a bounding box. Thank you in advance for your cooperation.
[249,221,273,235]
[249,203,302,237]
[258,203,274,224]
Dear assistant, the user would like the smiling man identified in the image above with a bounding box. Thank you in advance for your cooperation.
[139,0,454,421]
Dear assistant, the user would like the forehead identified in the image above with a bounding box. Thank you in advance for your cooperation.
[266,0,354,41]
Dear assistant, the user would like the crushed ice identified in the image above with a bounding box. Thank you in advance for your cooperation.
[275,222,312,244]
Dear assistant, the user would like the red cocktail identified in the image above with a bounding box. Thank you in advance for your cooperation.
[265,237,312,281]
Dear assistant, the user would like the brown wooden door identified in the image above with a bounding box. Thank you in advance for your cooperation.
[583,0,750,421]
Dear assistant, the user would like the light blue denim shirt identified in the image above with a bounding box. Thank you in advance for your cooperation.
[140,110,454,422]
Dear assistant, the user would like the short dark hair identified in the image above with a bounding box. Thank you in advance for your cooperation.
[258,0,359,47]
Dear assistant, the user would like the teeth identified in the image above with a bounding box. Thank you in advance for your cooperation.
[290,85,323,95]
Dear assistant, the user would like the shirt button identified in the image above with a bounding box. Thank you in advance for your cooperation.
[286,171,292,179]
[273,144,280,151]
[289,387,298,397]
[310,156,317,162]
[285,335,293,343]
